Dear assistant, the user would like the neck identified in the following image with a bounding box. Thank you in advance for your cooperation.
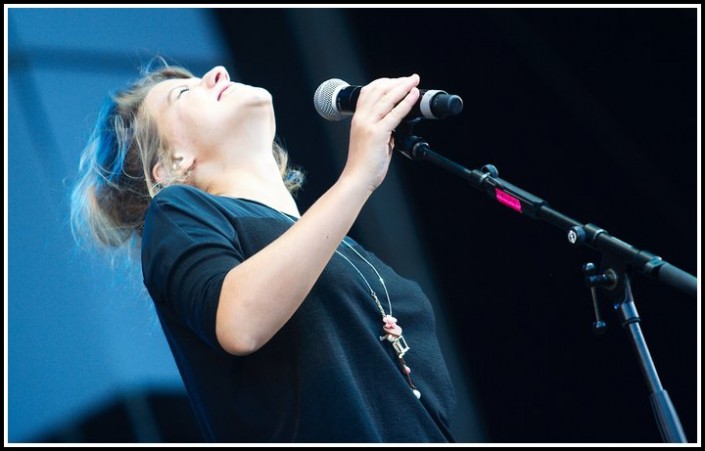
[201,154,300,218]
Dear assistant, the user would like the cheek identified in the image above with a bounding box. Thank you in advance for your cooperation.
[165,109,209,146]
[184,102,224,128]
[167,101,238,149]
[195,109,242,144]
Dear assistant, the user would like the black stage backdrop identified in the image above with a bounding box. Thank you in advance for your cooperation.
[214,8,698,443]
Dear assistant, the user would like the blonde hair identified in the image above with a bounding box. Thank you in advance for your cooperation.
[70,58,304,251]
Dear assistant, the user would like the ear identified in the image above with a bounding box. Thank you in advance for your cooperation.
[152,160,168,185]
[152,152,196,184]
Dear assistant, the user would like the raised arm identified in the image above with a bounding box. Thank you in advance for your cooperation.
[216,75,421,355]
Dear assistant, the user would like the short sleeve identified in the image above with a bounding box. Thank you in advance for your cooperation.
[141,185,244,350]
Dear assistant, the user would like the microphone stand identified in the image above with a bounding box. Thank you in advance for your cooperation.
[392,119,694,443]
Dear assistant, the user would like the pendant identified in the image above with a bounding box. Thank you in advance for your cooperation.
[381,315,403,341]
[380,315,421,399]
[380,315,410,357]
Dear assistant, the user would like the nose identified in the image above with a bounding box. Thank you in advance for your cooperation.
[203,66,230,88]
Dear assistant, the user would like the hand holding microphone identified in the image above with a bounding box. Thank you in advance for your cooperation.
[314,75,463,192]
[335,75,422,193]
[314,77,463,121]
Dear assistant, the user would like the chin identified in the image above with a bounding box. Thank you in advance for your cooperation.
[242,86,273,106]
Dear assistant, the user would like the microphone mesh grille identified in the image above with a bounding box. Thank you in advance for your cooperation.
[313,78,348,121]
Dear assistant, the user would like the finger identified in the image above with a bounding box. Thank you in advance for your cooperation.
[386,74,420,101]
[373,75,421,120]
[380,86,420,128]
[356,77,392,107]
[358,74,419,113]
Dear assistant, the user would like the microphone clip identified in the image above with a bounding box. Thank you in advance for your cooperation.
[392,119,430,160]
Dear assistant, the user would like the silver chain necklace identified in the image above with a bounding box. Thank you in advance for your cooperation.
[275,210,421,399]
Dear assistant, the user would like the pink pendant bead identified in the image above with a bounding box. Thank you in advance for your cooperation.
[382,315,403,338]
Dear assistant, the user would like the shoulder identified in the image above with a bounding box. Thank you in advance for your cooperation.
[146,184,290,229]
[146,185,233,221]
[150,184,212,209]
[143,185,235,239]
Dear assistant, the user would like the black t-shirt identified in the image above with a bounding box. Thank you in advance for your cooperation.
[141,184,457,443]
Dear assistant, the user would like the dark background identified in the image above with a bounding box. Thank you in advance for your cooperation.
[214,8,698,443]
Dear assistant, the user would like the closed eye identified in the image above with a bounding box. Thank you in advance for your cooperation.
[177,87,190,99]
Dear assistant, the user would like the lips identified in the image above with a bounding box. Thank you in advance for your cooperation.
[217,82,236,101]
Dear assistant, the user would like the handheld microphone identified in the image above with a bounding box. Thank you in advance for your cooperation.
[313,78,463,121]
